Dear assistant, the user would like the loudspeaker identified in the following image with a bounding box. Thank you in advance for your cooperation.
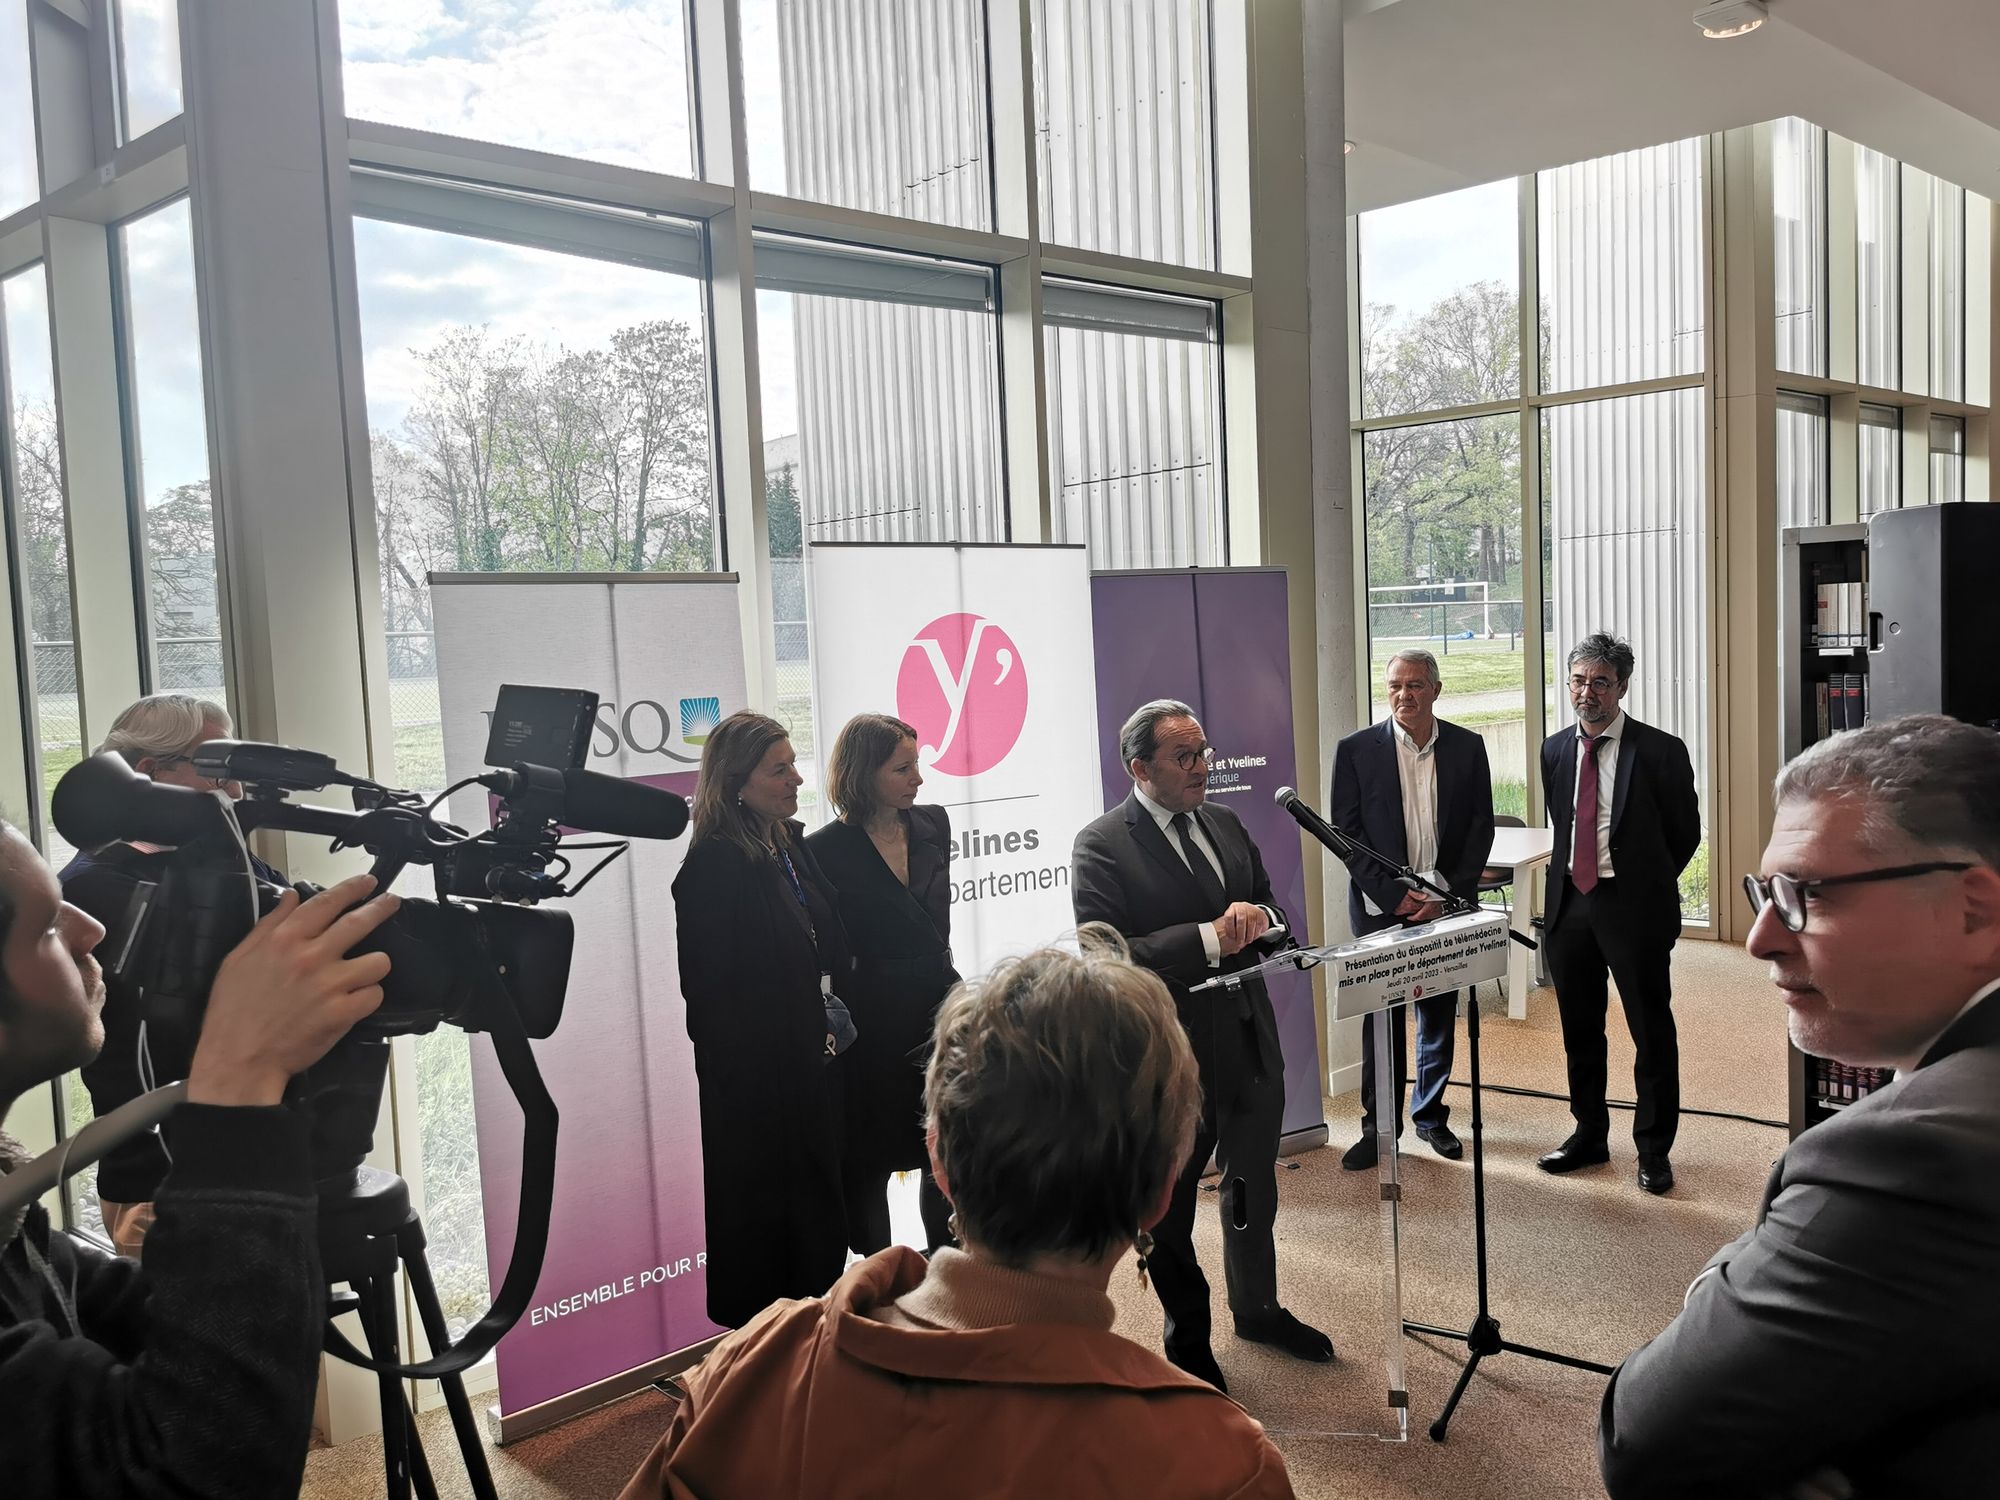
[1867,505,2000,728]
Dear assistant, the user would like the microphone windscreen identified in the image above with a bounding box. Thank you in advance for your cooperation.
[557,768,690,840]
[52,753,227,850]
[1273,785,1298,807]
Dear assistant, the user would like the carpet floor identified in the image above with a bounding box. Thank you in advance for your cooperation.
[301,938,1787,1500]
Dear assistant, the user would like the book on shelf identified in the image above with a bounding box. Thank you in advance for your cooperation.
[1814,681,1831,740]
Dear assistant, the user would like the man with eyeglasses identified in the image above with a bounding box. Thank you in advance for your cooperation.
[1599,713,2000,1499]
[1538,633,1700,1195]
[1073,699,1332,1392]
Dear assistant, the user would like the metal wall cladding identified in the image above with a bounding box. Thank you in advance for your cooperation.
[1543,387,1710,828]
[1539,139,1705,394]
[776,0,992,231]
[1034,0,1216,270]
[1776,396,1828,531]
[1773,118,1826,379]
[1046,322,1224,567]
[791,294,1006,544]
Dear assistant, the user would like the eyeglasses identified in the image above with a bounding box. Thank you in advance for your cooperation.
[1160,744,1214,773]
[1741,861,1974,933]
[1569,674,1618,694]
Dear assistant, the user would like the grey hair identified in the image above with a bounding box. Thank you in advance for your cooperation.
[1775,713,2000,869]
[1386,648,1442,688]
[1567,633,1635,684]
[1119,699,1199,771]
[96,694,232,767]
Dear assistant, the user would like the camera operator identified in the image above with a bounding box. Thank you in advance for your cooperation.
[59,695,282,1257]
[0,815,399,1497]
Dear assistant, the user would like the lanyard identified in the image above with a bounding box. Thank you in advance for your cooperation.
[776,846,833,994]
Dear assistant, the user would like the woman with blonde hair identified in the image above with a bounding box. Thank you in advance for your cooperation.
[622,929,1295,1500]
[807,712,957,1253]
[672,711,852,1327]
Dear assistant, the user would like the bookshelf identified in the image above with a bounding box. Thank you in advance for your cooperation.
[1779,523,1893,1135]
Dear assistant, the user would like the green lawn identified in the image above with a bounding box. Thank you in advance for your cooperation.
[1370,636,1530,697]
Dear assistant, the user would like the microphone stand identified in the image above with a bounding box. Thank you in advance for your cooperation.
[1298,812,1610,1442]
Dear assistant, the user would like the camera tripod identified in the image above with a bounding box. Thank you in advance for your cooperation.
[320,1166,499,1500]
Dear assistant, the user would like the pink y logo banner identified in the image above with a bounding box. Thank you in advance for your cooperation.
[896,613,1030,777]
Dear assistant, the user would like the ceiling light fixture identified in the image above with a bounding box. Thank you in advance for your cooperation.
[1693,0,1767,38]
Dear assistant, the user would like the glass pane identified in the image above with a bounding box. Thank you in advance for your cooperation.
[339,0,694,179]
[1539,139,1704,393]
[1045,317,1224,568]
[119,199,227,709]
[1858,403,1900,518]
[352,210,714,1333]
[1033,0,1214,268]
[1,264,82,864]
[1359,178,1520,418]
[1775,391,1827,531]
[1542,388,1709,921]
[115,0,184,141]
[1928,176,1965,402]
[1855,145,1899,390]
[741,0,992,231]
[1772,118,1826,377]
[1930,414,1965,505]
[1361,414,1527,818]
[1,0,36,217]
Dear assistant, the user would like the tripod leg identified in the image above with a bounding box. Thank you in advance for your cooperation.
[398,1218,499,1500]
[1429,1343,1485,1442]
[359,1273,415,1500]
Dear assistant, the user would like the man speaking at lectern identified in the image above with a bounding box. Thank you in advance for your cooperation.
[1073,700,1332,1393]
[1600,714,2000,1499]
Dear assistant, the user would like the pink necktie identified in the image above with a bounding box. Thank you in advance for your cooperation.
[1573,735,1603,894]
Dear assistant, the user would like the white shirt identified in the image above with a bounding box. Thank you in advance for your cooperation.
[1570,711,1625,880]
[1893,974,2000,1078]
[1133,784,1286,968]
[1361,718,1446,918]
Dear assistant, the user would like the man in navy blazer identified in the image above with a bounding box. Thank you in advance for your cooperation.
[1538,633,1700,1195]
[1329,649,1495,1169]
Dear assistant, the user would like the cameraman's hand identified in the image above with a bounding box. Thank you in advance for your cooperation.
[186,875,402,1108]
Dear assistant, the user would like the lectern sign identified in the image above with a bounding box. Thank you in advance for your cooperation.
[1326,911,1511,1020]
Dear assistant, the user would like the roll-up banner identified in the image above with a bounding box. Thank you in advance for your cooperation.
[429,573,742,1427]
[806,543,1101,975]
[1089,568,1326,1144]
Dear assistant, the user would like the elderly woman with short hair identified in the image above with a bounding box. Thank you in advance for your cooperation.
[620,929,1296,1500]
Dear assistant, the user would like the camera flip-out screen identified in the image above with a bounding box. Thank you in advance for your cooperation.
[484,684,599,772]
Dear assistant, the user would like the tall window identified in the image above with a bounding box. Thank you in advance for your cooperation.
[112,0,184,142]
[352,194,715,1335]
[1033,0,1215,268]
[1043,280,1224,568]
[741,0,992,231]
[1858,402,1901,517]
[1855,146,1899,390]
[117,198,228,710]
[339,0,695,178]
[1362,414,1526,816]
[1543,388,1709,919]
[1773,119,1826,377]
[757,239,1004,784]
[1,265,82,862]
[1,0,36,219]
[1775,391,1828,531]
[1540,140,1704,393]
[1359,179,1520,419]
[1930,414,1966,505]
[1926,175,1966,402]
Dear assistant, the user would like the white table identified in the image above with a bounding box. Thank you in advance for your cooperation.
[1483,825,1553,1018]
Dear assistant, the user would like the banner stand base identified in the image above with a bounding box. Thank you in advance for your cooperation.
[484,1335,721,1447]
[1279,1123,1328,1157]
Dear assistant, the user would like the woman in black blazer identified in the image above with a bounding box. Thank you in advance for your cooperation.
[807,713,959,1253]
[673,711,852,1327]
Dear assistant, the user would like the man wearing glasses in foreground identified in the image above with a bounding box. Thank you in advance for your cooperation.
[1073,700,1332,1392]
[1600,713,2000,1499]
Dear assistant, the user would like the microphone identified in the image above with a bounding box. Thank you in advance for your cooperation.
[484,764,690,840]
[190,740,344,791]
[53,753,235,850]
[1272,785,1425,894]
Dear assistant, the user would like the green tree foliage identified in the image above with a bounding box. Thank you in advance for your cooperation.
[766,461,802,558]
[8,397,76,643]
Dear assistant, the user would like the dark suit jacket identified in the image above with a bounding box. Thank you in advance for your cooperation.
[1328,718,1495,938]
[1540,714,1700,941]
[1071,793,1290,1109]
[1599,991,2000,1499]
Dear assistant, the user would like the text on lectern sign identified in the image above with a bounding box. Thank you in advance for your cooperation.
[1327,911,1511,1021]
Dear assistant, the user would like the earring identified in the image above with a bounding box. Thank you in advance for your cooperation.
[1134,1228,1155,1292]
[946,1212,961,1241]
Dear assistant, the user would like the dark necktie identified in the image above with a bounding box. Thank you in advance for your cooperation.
[1573,734,1604,894]
[1171,811,1228,914]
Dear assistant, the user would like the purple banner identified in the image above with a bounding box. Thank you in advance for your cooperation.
[1090,569,1323,1137]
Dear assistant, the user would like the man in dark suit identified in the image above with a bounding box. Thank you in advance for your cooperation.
[1600,713,2000,1499]
[1537,633,1699,1195]
[1072,699,1332,1391]
[1330,649,1495,1170]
